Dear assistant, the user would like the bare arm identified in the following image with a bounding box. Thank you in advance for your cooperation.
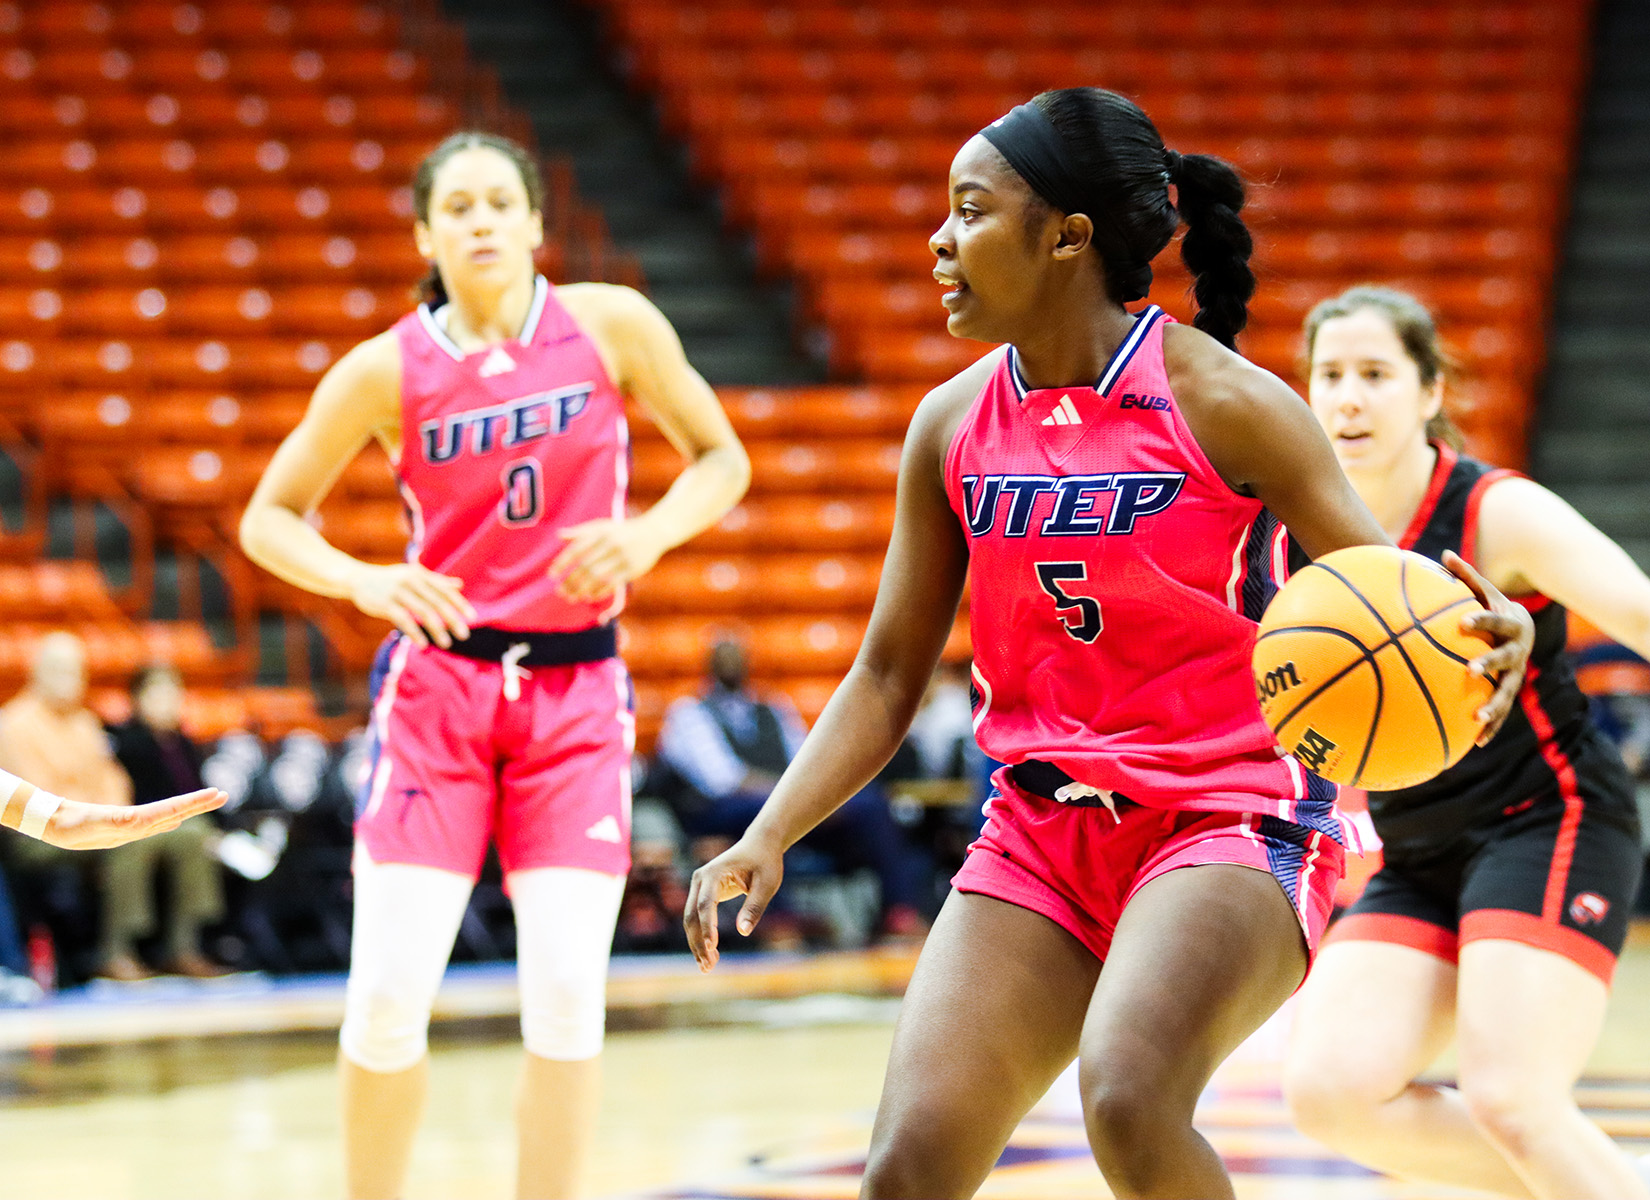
[1477,477,1650,658]
[0,772,226,849]
[1164,323,1389,557]
[237,333,475,648]
[550,284,751,601]
[684,369,979,968]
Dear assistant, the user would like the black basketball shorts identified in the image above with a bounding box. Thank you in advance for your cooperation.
[1327,748,1642,983]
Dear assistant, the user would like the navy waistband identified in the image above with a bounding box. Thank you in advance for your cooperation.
[437,624,617,667]
[1010,760,1133,809]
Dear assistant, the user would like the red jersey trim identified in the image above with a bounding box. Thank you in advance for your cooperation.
[1517,665,1587,925]
[1325,911,1457,963]
[1459,909,1616,984]
[1461,464,1552,615]
[1397,441,1458,551]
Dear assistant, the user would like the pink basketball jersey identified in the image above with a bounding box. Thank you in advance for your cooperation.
[393,277,628,632]
[944,307,1340,826]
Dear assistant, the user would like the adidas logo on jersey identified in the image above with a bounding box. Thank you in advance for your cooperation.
[478,347,517,377]
[1040,394,1082,426]
[585,815,623,843]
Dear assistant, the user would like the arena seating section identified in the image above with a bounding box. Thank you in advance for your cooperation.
[0,0,642,736]
[605,0,1600,739]
[0,0,1605,750]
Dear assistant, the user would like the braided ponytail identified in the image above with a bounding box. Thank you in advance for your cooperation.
[1169,152,1255,350]
[1006,89,1256,349]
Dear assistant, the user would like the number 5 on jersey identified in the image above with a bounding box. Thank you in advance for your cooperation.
[1036,562,1102,643]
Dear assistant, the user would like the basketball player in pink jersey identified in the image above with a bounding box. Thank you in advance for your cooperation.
[686,90,1533,1199]
[240,132,749,1200]
[1284,288,1650,1198]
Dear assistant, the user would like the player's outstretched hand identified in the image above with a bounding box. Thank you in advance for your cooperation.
[1442,549,1535,745]
[551,518,667,603]
[41,788,228,850]
[347,563,475,650]
[684,831,784,973]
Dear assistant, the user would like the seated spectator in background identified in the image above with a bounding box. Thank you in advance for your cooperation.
[905,660,977,782]
[104,664,230,979]
[657,636,929,939]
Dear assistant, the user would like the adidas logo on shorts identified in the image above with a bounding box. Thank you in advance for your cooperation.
[585,815,623,843]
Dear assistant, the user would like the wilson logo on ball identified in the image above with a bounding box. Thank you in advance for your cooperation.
[1256,661,1301,702]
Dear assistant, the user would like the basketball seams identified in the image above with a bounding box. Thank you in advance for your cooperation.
[1316,558,1451,762]
[1404,597,1480,668]
[1266,628,1377,736]
[1348,644,1385,788]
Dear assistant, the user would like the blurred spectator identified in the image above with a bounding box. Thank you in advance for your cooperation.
[656,636,929,940]
[906,661,976,781]
[615,796,690,953]
[103,663,232,979]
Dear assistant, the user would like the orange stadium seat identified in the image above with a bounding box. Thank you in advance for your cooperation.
[688,496,898,554]
[314,500,411,561]
[630,552,882,614]
[624,615,869,677]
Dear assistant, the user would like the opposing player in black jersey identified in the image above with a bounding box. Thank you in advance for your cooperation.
[1283,287,1650,1198]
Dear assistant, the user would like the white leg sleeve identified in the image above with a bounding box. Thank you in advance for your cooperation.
[339,852,474,1074]
[509,867,626,1062]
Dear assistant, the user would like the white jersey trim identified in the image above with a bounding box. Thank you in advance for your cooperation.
[416,276,551,362]
[970,661,993,734]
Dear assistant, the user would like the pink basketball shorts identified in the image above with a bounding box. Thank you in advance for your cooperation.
[355,634,634,879]
[954,767,1346,962]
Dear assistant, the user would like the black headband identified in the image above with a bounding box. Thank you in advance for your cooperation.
[979,103,1091,217]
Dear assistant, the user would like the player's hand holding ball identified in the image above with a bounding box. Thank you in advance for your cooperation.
[551,517,669,602]
[347,562,476,650]
[1253,545,1534,789]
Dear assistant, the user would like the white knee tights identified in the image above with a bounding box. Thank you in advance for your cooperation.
[339,852,625,1073]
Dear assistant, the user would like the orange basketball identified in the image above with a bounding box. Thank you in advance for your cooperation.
[1252,545,1495,790]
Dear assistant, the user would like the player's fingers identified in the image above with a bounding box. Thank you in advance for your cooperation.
[135,789,227,828]
[736,867,781,937]
[548,526,604,577]
[410,578,472,640]
[397,592,455,649]
[424,572,478,623]
[1461,610,1524,645]
[685,870,721,971]
[1476,667,1526,744]
[385,603,430,648]
[1440,549,1493,608]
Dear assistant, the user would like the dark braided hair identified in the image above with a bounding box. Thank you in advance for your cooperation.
[1027,88,1256,349]
[410,131,545,308]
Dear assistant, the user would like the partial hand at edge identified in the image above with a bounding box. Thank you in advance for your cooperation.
[42,788,228,850]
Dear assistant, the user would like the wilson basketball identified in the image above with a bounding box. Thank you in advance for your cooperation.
[1252,545,1494,790]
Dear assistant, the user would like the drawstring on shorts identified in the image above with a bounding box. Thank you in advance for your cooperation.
[501,642,533,701]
